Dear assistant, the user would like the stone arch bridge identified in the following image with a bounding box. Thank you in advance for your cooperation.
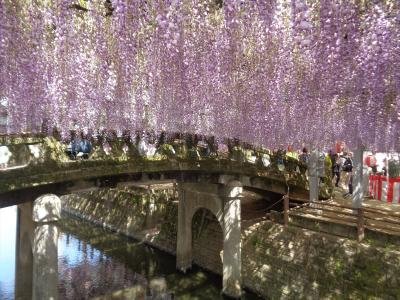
[0,135,322,298]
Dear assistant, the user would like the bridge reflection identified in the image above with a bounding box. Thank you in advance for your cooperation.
[0,204,262,300]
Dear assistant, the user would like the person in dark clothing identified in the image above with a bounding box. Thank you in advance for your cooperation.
[299,147,309,164]
[342,152,354,196]
[77,133,92,159]
[342,154,353,173]
[348,174,353,195]
[67,139,79,160]
[66,131,79,160]
[332,154,341,187]
[274,145,286,169]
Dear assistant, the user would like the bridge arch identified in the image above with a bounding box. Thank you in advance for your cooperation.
[192,208,223,275]
[176,180,242,298]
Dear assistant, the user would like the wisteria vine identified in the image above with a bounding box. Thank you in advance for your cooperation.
[0,0,399,151]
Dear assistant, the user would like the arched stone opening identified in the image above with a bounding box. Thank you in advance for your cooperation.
[191,208,223,275]
[176,181,242,298]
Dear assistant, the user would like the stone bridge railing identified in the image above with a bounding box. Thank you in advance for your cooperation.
[0,135,330,206]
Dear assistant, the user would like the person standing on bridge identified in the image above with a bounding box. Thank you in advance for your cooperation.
[66,130,79,160]
[77,133,92,159]
[299,147,309,164]
[342,152,354,197]
[332,154,341,187]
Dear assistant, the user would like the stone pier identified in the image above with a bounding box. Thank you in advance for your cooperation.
[15,202,34,300]
[176,180,242,298]
[14,194,61,300]
[32,194,61,300]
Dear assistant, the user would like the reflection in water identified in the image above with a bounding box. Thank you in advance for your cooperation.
[58,232,143,299]
[58,216,263,299]
[0,209,263,299]
[0,206,16,300]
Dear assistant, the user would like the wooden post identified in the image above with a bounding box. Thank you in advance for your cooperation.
[284,195,289,226]
[357,208,365,242]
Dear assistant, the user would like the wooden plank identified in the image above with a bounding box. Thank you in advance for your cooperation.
[289,211,357,226]
[363,213,400,226]
[362,206,400,217]
[304,205,356,217]
[291,215,357,228]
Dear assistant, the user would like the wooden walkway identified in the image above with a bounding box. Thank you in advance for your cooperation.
[286,187,400,243]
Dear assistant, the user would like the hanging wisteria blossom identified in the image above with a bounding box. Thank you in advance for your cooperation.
[0,0,399,151]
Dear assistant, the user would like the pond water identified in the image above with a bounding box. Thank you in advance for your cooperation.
[0,206,263,300]
[0,206,16,300]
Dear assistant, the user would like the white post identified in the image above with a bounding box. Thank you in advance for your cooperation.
[352,147,365,208]
[386,152,391,201]
[362,151,370,197]
[222,181,242,299]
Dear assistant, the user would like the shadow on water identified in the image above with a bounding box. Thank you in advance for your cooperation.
[58,215,264,300]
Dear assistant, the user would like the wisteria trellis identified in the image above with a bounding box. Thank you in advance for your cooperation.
[0,0,399,151]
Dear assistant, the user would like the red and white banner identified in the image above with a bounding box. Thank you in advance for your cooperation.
[369,175,400,204]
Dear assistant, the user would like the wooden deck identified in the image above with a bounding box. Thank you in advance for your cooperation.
[286,187,400,243]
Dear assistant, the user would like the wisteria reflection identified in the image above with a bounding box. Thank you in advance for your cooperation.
[58,217,262,300]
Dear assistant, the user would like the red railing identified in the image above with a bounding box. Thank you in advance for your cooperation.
[369,175,400,204]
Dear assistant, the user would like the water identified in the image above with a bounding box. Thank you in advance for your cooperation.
[0,206,16,300]
[0,207,263,299]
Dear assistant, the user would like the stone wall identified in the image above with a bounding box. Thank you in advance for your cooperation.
[62,188,400,300]
[61,187,177,255]
[242,222,400,299]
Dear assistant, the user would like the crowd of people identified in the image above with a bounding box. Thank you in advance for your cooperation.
[66,132,93,160]
[273,145,355,197]
[278,145,399,198]
[63,130,393,199]
[64,130,223,161]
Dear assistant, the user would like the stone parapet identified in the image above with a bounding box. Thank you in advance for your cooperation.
[0,136,323,204]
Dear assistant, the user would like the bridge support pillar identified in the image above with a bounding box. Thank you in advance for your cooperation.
[222,181,242,299]
[15,202,34,300]
[176,180,242,298]
[176,183,193,272]
[32,194,61,300]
